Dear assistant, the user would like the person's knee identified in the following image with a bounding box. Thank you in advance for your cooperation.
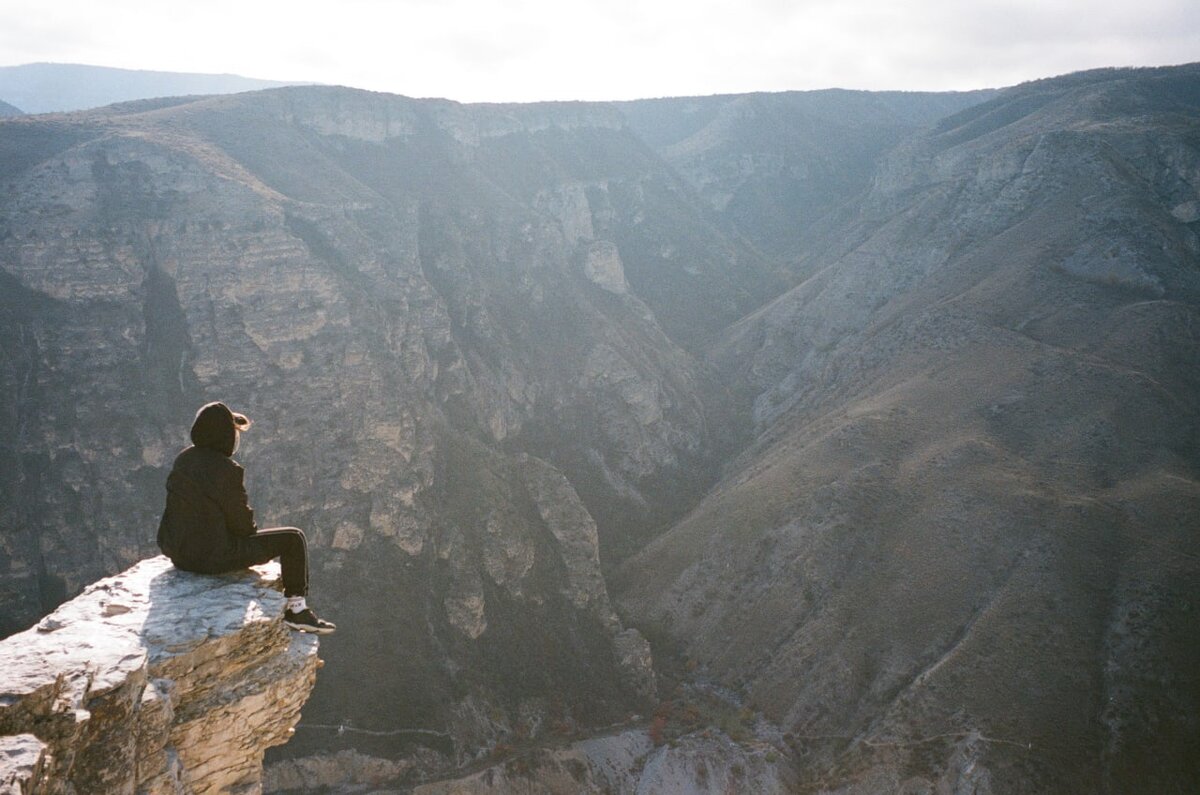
[278,527,307,554]
[272,526,305,540]
[261,526,306,544]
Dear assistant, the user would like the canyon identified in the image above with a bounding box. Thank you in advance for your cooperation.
[0,64,1197,792]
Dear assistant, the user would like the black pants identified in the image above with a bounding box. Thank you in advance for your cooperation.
[234,527,309,597]
[175,527,311,597]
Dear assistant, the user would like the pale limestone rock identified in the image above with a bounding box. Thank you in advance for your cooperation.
[264,749,431,793]
[429,102,625,147]
[635,732,797,794]
[296,103,416,142]
[0,734,47,795]
[331,522,365,550]
[1171,199,1200,223]
[444,591,488,640]
[412,728,796,795]
[579,343,695,486]
[582,240,629,294]
[535,183,596,245]
[613,629,657,702]
[0,557,319,795]
[581,345,664,429]
[0,86,705,764]
[517,455,613,622]
[367,502,427,556]
[517,456,657,698]
[461,351,538,443]
[481,510,536,596]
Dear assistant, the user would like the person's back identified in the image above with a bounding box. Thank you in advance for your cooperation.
[158,402,334,635]
[158,445,254,569]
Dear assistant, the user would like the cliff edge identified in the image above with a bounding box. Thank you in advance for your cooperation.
[0,556,320,794]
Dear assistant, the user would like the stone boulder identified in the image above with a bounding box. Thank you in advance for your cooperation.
[0,556,320,794]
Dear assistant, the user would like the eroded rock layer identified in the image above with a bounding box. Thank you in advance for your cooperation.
[0,557,319,794]
[4,64,1197,793]
[0,87,751,767]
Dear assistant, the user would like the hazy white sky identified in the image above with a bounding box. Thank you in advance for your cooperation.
[2,0,1198,102]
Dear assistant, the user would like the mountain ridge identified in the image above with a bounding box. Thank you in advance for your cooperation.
[616,63,1200,793]
[2,66,1196,791]
[0,80,782,779]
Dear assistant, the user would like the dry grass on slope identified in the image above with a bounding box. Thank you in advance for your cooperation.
[613,67,1200,789]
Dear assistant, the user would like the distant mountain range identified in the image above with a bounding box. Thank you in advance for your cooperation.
[0,62,308,114]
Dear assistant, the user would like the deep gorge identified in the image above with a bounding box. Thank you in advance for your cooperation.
[1,64,1198,792]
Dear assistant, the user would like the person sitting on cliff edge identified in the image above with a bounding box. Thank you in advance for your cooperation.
[157,401,335,635]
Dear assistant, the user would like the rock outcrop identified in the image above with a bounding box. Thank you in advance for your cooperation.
[0,86,987,774]
[412,728,796,795]
[617,89,992,259]
[0,557,319,794]
[0,734,46,794]
[5,64,1198,793]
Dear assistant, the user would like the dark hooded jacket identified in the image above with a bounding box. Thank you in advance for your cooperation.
[157,403,257,571]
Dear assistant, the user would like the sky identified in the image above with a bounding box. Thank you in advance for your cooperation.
[1,0,1198,103]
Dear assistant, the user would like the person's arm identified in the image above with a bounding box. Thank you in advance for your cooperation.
[219,461,258,537]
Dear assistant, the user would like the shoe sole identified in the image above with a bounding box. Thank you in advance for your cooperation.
[285,620,336,635]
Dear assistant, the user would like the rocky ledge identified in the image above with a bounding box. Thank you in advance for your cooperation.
[0,556,320,794]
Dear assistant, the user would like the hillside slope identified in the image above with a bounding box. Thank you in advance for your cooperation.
[616,65,1200,793]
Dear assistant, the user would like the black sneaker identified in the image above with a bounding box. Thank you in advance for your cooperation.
[284,607,336,635]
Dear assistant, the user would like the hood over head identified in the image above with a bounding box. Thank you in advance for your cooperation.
[190,402,251,457]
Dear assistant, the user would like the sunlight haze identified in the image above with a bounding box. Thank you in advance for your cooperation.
[2,0,1198,102]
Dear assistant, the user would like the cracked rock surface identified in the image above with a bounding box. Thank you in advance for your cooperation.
[0,556,319,794]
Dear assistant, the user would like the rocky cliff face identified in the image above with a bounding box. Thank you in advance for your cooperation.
[617,65,1200,793]
[0,557,319,794]
[3,65,1198,794]
[619,89,992,260]
[0,86,728,773]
